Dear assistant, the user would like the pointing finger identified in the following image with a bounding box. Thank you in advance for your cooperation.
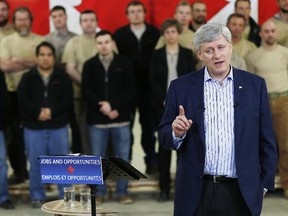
[179,105,185,116]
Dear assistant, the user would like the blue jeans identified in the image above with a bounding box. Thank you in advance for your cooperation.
[0,131,9,204]
[89,125,131,197]
[24,127,70,201]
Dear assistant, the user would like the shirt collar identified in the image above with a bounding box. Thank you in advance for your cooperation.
[99,53,114,62]
[204,66,234,82]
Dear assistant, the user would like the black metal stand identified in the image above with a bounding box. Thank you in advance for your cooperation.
[88,156,147,216]
[89,184,97,216]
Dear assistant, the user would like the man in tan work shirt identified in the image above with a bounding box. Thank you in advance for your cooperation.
[246,20,288,199]
[227,13,256,59]
[62,10,114,154]
[155,1,195,51]
[0,6,44,185]
[269,0,288,47]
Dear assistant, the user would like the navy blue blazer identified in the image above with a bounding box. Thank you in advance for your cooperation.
[158,67,277,216]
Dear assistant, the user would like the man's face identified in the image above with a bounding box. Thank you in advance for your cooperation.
[197,35,232,78]
[260,21,278,46]
[126,5,145,25]
[14,11,32,36]
[80,13,97,34]
[96,34,114,56]
[191,3,207,25]
[163,26,179,45]
[37,46,55,71]
[227,17,246,40]
[51,10,67,30]
[0,2,9,27]
[278,0,288,13]
[235,1,250,23]
[174,5,192,27]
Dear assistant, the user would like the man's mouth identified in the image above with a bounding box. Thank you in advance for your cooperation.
[215,61,224,66]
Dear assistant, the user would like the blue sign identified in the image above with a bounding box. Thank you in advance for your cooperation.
[40,155,103,185]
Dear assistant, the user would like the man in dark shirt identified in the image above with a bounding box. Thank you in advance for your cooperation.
[82,30,135,204]
[234,0,261,46]
[18,42,73,208]
[114,1,160,175]
[0,70,14,210]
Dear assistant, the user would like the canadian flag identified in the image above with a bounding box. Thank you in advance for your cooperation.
[7,0,279,36]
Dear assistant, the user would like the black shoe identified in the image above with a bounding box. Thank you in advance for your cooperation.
[158,191,170,202]
[0,200,15,209]
[31,200,44,208]
[145,164,159,176]
[8,174,25,185]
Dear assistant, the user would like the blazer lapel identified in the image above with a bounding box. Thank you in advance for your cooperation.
[233,68,245,146]
[190,69,205,146]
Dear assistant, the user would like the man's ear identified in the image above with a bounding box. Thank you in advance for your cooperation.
[197,50,203,61]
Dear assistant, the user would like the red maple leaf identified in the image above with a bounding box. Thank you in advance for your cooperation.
[75,0,146,32]
[200,0,229,20]
[67,165,75,174]
[74,0,228,32]
[259,0,279,25]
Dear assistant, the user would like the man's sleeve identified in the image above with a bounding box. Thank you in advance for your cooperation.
[61,39,76,64]
[0,37,11,59]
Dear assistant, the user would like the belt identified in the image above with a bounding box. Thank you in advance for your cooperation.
[202,174,237,183]
[269,90,288,99]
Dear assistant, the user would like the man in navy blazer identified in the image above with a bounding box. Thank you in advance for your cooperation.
[158,23,277,216]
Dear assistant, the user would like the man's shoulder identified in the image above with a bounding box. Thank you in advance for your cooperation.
[113,53,132,64]
[276,44,288,52]
[21,67,38,80]
[1,32,17,42]
[179,46,193,54]
[114,25,130,35]
[173,69,202,85]
[65,35,84,45]
[29,32,44,40]
[242,38,256,48]
[247,46,263,57]
[145,23,159,33]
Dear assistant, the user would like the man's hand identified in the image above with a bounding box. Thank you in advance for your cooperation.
[99,101,112,115]
[107,110,119,120]
[38,108,51,121]
[172,105,193,137]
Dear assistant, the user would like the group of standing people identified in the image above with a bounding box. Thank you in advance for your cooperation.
[0,0,287,215]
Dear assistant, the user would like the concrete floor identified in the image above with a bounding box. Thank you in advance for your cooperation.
[1,189,288,216]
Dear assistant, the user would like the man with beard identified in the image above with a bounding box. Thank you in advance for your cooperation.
[189,1,206,32]
[269,0,288,47]
[234,0,261,47]
[246,20,288,198]
[0,7,44,185]
[0,0,14,41]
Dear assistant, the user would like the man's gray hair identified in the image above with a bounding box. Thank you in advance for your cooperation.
[194,23,232,51]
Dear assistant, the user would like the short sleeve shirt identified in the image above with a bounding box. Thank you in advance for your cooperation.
[0,32,44,91]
